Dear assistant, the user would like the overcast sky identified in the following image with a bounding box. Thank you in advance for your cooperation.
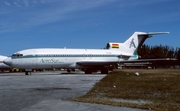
[0,0,179,56]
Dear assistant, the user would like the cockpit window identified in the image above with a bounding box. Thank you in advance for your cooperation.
[12,53,23,57]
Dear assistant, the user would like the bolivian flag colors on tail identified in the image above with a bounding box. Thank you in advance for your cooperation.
[112,44,119,48]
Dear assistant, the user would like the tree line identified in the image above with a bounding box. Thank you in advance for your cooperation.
[138,44,180,68]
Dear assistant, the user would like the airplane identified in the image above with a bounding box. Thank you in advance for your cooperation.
[3,31,169,75]
[0,55,10,73]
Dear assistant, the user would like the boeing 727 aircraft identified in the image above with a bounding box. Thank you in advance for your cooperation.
[3,32,169,75]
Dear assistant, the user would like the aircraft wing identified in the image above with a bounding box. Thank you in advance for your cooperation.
[76,61,118,66]
[76,55,132,66]
[119,58,177,63]
[76,58,176,66]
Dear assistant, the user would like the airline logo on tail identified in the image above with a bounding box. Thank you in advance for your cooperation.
[129,38,136,48]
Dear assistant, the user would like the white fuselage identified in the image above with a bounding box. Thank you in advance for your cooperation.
[5,48,131,69]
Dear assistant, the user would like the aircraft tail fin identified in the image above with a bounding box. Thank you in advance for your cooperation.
[106,32,169,57]
[123,32,169,55]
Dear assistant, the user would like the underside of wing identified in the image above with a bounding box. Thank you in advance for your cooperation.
[119,58,177,63]
[76,58,176,67]
[76,61,118,66]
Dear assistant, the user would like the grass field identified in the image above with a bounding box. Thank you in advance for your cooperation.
[70,69,180,111]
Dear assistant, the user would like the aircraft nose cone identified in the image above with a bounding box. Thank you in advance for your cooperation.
[3,57,12,66]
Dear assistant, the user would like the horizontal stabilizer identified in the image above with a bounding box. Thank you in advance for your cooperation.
[139,32,169,37]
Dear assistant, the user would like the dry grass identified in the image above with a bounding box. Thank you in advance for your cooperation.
[69,69,180,111]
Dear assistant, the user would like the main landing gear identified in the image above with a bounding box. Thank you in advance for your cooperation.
[66,68,75,73]
[25,69,32,75]
[84,68,109,74]
[25,71,31,75]
[100,69,109,74]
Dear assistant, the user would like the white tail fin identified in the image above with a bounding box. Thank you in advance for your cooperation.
[106,32,169,57]
[123,32,169,55]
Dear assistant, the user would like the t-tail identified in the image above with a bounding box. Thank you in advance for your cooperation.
[106,32,169,58]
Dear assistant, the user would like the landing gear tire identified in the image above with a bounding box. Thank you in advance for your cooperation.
[25,72,29,75]
[101,69,109,74]
[67,69,71,73]
[85,70,92,74]
[25,71,31,75]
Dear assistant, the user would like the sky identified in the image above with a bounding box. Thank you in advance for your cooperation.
[0,0,179,56]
